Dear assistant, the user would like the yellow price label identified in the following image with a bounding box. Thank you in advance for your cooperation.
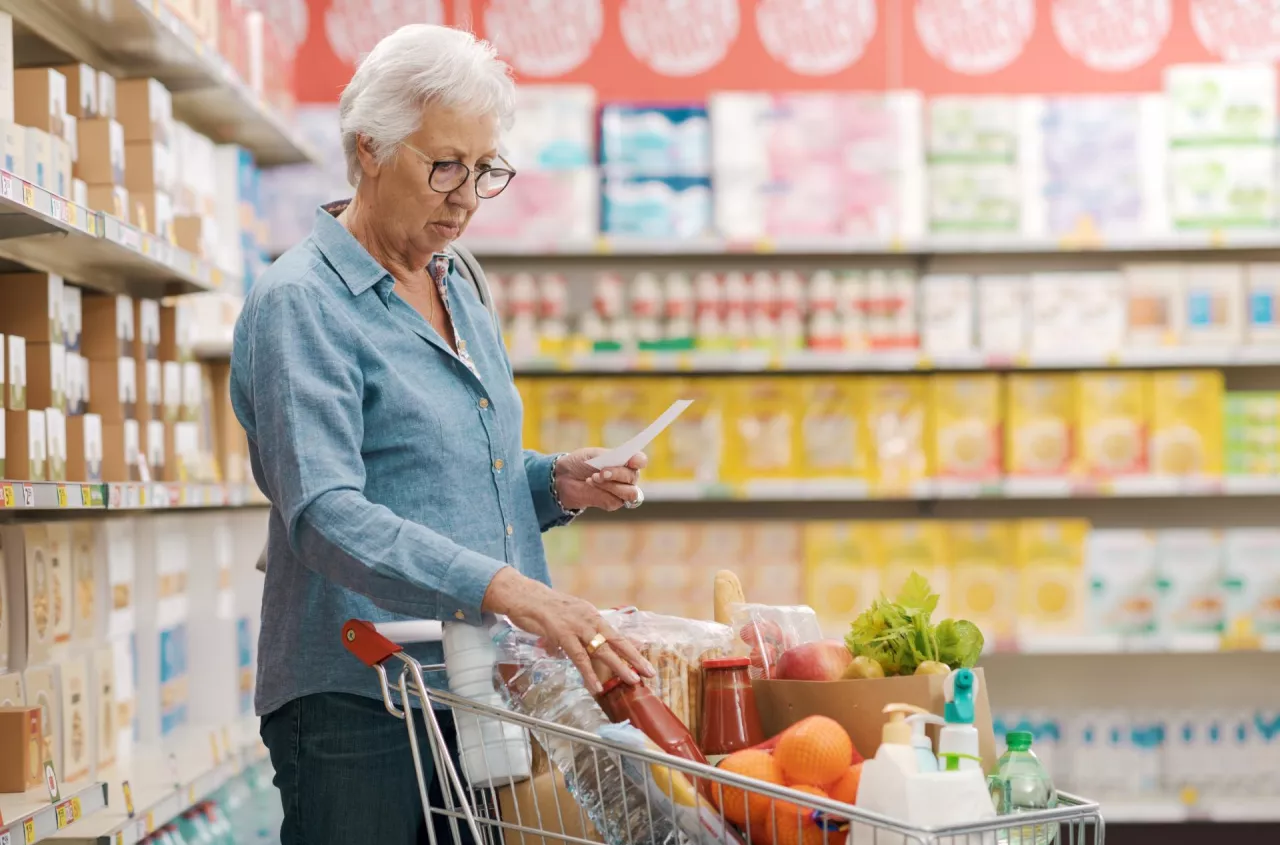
[23,819,35,844]
[145,811,154,833]
[210,731,222,764]
[2,485,14,507]
[1208,229,1227,248]
[55,804,68,828]
[81,485,92,506]
[115,832,124,845]
[592,236,613,255]
[68,204,78,227]
[753,237,776,254]
[889,236,906,253]
[675,353,694,372]
[56,485,67,507]
[187,784,196,804]
[138,487,147,507]
[21,183,34,207]
[70,797,81,819]
[635,352,655,371]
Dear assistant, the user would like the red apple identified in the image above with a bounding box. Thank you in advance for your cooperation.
[775,640,854,682]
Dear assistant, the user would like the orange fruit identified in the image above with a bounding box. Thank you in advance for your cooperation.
[828,764,862,805]
[754,786,845,845]
[712,749,784,826]
[773,716,854,788]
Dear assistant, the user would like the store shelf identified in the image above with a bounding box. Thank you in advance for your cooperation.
[992,633,1280,656]
[512,346,1280,376]
[0,781,108,844]
[50,725,269,845]
[1106,797,1280,824]
[3,0,315,167]
[468,230,1280,259]
[0,170,229,297]
[640,476,1280,503]
[0,481,265,513]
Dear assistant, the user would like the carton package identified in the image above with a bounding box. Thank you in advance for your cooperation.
[0,673,20,705]
[50,135,71,198]
[948,521,1016,641]
[168,421,199,482]
[0,272,65,344]
[108,634,134,764]
[3,525,53,671]
[132,190,173,238]
[46,524,72,649]
[140,358,161,422]
[26,342,66,413]
[864,377,929,494]
[45,407,66,482]
[803,521,879,634]
[22,125,50,188]
[186,515,239,727]
[754,670,998,772]
[124,140,172,194]
[1086,529,1158,638]
[0,706,42,792]
[92,646,115,770]
[726,378,798,483]
[62,285,81,353]
[1004,374,1075,478]
[57,654,89,782]
[977,275,1028,355]
[143,419,165,480]
[1015,519,1089,637]
[55,63,98,119]
[162,361,182,423]
[1124,264,1183,347]
[5,333,21,410]
[115,78,172,145]
[74,118,125,185]
[1165,64,1277,144]
[930,374,1001,482]
[5,408,46,480]
[69,523,96,644]
[1074,272,1127,356]
[0,11,11,123]
[88,357,137,422]
[797,377,867,484]
[159,302,194,362]
[81,293,134,360]
[21,663,59,779]
[1224,391,1280,478]
[180,361,202,422]
[1182,264,1244,347]
[920,274,974,355]
[66,413,103,482]
[0,527,6,666]
[134,299,160,361]
[1169,146,1277,230]
[498,769,602,845]
[1157,529,1225,636]
[0,119,23,176]
[96,519,135,642]
[65,352,84,416]
[1150,371,1224,478]
[134,517,189,741]
[14,68,67,139]
[97,73,115,122]
[1223,529,1280,637]
[1076,372,1151,478]
[1246,263,1280,344]
[101,419,140,482]
[85,183,128,220]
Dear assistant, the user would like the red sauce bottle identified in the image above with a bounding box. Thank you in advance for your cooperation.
[596,677,709,767]
[699,656,764,764]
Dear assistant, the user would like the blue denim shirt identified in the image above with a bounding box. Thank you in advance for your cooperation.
[231,207,566,715]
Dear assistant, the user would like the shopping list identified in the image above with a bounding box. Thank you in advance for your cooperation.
[587,399,694,469]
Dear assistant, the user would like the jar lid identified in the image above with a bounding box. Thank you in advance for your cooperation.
[598,677,624,695]
[702,656,751,669]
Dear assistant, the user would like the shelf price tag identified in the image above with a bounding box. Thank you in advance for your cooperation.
[1,829,11,845]
[56,485,67,507]
[70,797,81,820]
[210,731,222,764]
[22,484,34,508]
[81,485,92,506]
[22,818,34,844]
[21,183,34,208]
[114,832,123,845]
[49,197,63,222]
[122,780,135,818]
[1,484,13,507]
[1,171,12,200]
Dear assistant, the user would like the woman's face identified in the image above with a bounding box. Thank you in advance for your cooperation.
[363,104,500,256]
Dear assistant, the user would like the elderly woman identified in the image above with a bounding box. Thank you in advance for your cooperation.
[231,24,652,844]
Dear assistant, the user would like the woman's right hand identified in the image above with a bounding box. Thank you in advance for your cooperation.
[482,568,654,693]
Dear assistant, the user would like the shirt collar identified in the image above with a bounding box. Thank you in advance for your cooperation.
[310,200,457,296]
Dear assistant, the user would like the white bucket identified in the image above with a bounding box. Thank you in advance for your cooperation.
[443,619,532,787]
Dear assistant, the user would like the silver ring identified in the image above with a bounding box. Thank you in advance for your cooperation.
[623,487,644,509]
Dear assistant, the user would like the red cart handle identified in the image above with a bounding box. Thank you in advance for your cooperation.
[342,619,403,667]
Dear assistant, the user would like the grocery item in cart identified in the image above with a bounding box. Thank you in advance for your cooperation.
[730,603,822,680]
[443,619,532,788]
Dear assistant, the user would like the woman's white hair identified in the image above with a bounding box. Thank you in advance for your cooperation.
[339,24,515,186]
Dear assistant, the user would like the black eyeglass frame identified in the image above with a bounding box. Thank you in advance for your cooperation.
[400,141,516,199]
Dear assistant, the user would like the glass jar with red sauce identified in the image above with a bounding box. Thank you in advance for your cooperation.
[699,656,764,763]
[596,677,709,767]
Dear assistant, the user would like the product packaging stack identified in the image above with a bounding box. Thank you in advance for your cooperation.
[133,515,189,743]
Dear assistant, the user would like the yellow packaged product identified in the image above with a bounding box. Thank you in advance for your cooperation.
[1014,519,1089,637]
[725,378,801,484]
[633,522,695,616]
[1005,374,1075,477]
[536,378,592,456]
[798,377,867,486]
[947,522,1016,642]
[742,521,804,607]
[514,377,540,452]
[579,524,637,609]
[1151,370,1224,478]
[1076,372,1151,479]
[591,377,661,467]
[803,522,880,634]
[650,378,728,485]
[876,521,949,617]
[864,377,930,494]
[930,375,1002,481]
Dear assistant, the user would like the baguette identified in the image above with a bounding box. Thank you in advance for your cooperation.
[713,570,745,625]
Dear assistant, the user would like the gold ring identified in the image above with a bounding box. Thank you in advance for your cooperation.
[585,633,607,655]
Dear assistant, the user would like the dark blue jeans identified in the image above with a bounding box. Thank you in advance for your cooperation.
[261,692,476,845]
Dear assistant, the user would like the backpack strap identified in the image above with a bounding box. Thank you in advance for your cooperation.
[448,242,502,339]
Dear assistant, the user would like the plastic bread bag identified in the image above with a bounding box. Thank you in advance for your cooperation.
[601,607,738,740]
[599,721,746,845]
[730,604,823,679]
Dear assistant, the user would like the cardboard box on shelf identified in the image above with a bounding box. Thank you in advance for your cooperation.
[115,78,172,145]
[180,361,202,422]
[26,342,66,413]
[88,357,137,422]
[4,409,46,480]
[0,120,24,177]
[63,112,76,163]
[0,674,21,706]
[948,521,1017,641]
[85,183,128,221]
[6,334,22,410]
[172,215,213,259]
[50,135,71,198]
[1151,370,1224,478]
[1015,519,1090,636]
[124,140,172,194]
[69,523,95,645]
[21,125,50,188]
[797,377,866,483]
[1157,529,1226,636]
[143,419,165,481]
[65,351,84,416]
[803,521,879,633]
[162,360,181,423]
[3,524,53,670]
[61,285,81,353]
[159,302,194,363]
[14,68,67,139]
[132,190,173,238]
[139,357,161,423]
[134,299,160,361]
[96,73,115,122]
[91,645,115,770]
[21,663,59,780]
[100,419,140,482]
[878,521,950,616]
[1182,264,1245,347]
[81,293,134,360]
[725,378,799,483]
[0,272,64,344]
[864,377,930,494]
[0,12,12,123]
[74,118,125,185]
[208,363,247,484]
[0,706,42,792]
[1222,528,1280,638]
[46,524,72,650]
[1076,372,1152,478]
[1005,374,1075,478]
[66,413,103,482]
[56,654,89,782]
[930,374,1002,481]
[45,407,66,482]
[54,64,98,120]
[1085,528,1158,638]
[168,421,199,482]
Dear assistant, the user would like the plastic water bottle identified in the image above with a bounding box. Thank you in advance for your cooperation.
[990,731,1059,845]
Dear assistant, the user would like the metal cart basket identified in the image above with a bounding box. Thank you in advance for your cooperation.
[342,619,1105,845]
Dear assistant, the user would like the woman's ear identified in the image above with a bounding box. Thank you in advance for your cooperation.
[356,135,382,179]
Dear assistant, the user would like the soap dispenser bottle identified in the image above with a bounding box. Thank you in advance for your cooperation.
[938,668,983,772]
[854,704,926,812]
[906,712,945,773]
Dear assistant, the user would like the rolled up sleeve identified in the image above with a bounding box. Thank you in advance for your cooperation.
[523,450,578,531]
[233,283,507,622]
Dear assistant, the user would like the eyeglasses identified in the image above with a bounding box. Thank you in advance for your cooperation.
[400,142,516,199]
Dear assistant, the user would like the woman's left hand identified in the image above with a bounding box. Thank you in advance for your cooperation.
[554,449,647,511]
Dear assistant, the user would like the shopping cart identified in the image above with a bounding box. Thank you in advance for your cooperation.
[342,619,1105,845]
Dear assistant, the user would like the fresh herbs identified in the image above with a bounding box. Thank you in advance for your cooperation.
[844,572,985,676]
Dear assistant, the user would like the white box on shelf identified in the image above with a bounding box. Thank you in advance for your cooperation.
[0,12,13,124]
[3,524,53,671]
[1166,64,1277,144]
[1183,263,1244,347]
[1075,271,1127,355]
[1029,273,1077,354]
[1168,145,1277,230]
[186,514,239,728]
[133,516,189,743]
[56,652,89,782]
[22,662,60,777]
[1246,263,1280,344]
[91,644,115,771]
[1086,529,1158,640]
[69,522,96,645]
[1124,263,1184,348]
[1156,529,1225,637]
[920,274,974,355]
[94,518,135,641]
[1222,529,1280,639]
[46,522,72,650]
[976,274,1027,356]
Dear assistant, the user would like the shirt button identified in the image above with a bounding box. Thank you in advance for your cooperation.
[479,398,489,409]
[493,458,504,470]
[454,610,465,621]
[458,340,467,351]
[506,524,513,536]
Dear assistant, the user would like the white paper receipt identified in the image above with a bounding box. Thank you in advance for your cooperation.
[587,399,694,469]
